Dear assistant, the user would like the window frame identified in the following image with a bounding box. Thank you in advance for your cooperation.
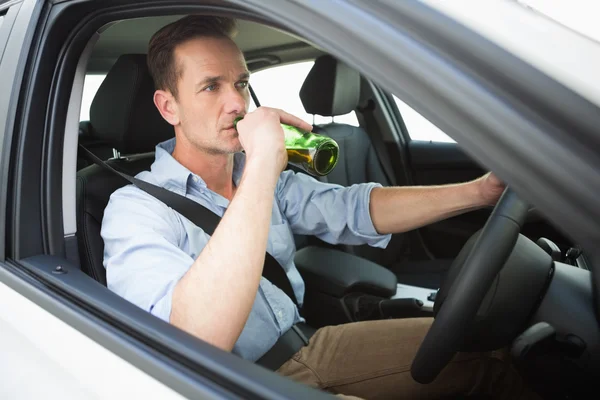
[391,95,456,143]
[0,0,33,262]
[79,73,107,122]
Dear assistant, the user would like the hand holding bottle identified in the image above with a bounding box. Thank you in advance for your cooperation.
[234,107,313,175]
[235,109,340,176]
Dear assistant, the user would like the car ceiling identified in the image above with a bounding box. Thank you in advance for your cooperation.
[87,15,324,74]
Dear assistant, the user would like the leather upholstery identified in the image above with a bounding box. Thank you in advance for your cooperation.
[77,54,164,285]
[77,121,115,170]
[295,246,398,298]
[312,124,407,267]
[313,124,388,187]
[299,55,360,117]
[89,54,174,154]
[76,154,155,285]
[300,56,405,266]
[299,56,449,289]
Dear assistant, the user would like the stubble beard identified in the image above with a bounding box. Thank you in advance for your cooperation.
[189,132,243,156]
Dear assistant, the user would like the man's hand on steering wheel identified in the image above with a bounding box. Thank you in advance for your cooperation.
[476,172,506,206]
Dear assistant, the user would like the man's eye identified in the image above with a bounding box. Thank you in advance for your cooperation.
[237,81,249,89]
[205,84,218,92]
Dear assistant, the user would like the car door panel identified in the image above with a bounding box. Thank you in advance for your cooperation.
[3,253,331,400]
[407,141,489,258]
[408,140,479,170]
[0,269,186,400]
[407,140,572,258]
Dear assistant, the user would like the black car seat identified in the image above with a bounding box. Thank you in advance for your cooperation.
[76,54,174,285]
[299,55,452,289]
[76,121,115,170]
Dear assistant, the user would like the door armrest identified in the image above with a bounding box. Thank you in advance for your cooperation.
[294,246,397,298]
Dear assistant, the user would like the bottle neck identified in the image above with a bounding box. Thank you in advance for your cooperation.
[233,116,244,129]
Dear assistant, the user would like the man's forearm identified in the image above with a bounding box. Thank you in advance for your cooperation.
[369,180,487,235]
[170,159,278,351]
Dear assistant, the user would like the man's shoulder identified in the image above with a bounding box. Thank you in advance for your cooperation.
[110,169,154,196]
[105,170,171,216]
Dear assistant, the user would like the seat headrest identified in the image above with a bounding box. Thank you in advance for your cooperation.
[299,55,360,117]
[89,54,174,154]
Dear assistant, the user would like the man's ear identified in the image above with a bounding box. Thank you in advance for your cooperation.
[153,90,180,126]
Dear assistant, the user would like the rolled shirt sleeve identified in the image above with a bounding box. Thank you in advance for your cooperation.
[101,184,196,322]
[276,170,392,248]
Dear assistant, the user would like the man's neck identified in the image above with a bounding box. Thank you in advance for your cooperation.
[172,141,236,201]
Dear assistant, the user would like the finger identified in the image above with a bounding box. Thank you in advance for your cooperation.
[272,108,313,132]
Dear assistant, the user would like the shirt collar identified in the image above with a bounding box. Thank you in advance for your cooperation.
[150,137,246,196]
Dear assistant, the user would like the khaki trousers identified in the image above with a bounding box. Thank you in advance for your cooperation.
[277,318,541,400]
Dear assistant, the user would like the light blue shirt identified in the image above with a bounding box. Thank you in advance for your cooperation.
[102,138,391,361]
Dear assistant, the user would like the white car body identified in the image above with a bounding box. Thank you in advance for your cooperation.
[1,0,598,399]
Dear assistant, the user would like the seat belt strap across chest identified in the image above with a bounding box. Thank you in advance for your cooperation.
[357,99,398,186]
[79,145,299,307]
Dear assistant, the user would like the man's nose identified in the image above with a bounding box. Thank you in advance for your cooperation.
[223,86,247,114]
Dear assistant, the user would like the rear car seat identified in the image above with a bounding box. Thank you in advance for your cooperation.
[298,55,452,289]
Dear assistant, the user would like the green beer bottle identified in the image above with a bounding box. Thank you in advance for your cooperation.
[233,116,339,176]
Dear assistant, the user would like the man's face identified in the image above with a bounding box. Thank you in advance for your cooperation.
[171,37,250,154]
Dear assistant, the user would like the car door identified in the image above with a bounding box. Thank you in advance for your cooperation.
[1,0,599,398]
[0,2,183,398]
[0,2,175,398]
[383,96,573,260]
[0,1,329,399]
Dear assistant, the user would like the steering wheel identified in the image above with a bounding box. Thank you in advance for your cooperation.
[411,187,530,384]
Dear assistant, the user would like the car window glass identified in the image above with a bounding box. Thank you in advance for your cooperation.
[80,74,106,121]
[392,96,455,143]
[249,61,359,126]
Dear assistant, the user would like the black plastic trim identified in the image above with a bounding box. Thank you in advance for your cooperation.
[295,246,398,299]
[408,141,474,169]
[0,2,22,262]
[364,82,411,186]
[1,0,41,261]
[412,189,530,383]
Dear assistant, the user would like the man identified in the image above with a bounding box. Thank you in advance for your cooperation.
[101,15,538,400]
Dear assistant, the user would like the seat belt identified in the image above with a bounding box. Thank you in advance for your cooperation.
[356,100,419,266]
[357,99,398,186]
[79,145,299,307]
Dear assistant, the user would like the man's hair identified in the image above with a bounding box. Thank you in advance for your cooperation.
[147,15,238,98]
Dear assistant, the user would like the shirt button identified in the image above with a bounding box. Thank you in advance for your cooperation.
[193,176,199,182]
[277,310,283,319]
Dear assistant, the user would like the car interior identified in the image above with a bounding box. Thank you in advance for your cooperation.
[56,11,596,399]
[76,16,454,321]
